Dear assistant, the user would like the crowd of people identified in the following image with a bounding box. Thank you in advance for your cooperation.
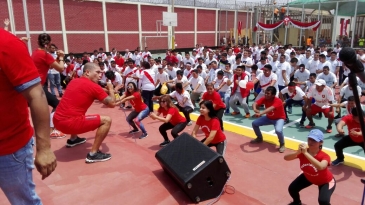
[1,20,365,204]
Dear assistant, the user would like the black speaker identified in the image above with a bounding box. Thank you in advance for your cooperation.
[155,132,231,203]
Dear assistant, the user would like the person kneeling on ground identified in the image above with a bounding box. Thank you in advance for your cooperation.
[284,129,336,205]
[149,95,188,147]
[332,107,365,166]
[54,63,117,163]
[191,100,227,156]
[251,86,286,153]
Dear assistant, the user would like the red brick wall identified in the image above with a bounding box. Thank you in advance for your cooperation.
[237,12,249,28]
[174,8,194,31]
[106,3,138,31]
[197,34,215,47]
[175,33,194,48]
[27,0,42,31]
[64,0,103,31]
[141,5,167,32]
[43,1,62,31]
[12,0,26,31]
[67,34,105,53]
[197,9,215,31]
[108,34,139,51]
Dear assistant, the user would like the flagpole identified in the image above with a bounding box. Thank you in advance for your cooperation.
[299,4,304,48]
[284,0,289,45]
[245,2,249,46]
[332,1,339,48]
[315,0,321,47]
[351,0,358,48]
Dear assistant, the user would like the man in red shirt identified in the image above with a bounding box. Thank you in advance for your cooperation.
[332,107,365,166]
[251,86,286,152]
[0,29,56,204]
[114,51,125,67]
[54,63,117,163]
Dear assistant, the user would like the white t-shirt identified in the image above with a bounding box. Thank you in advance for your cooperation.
[183,57,195,67]
[173,76,191,91]
[317,61,332,72]
[112,72,123,86]
[305,80,315,92]
[213,76,229,92]
[317,72,337,87]
[166,68,178,80]
[205,58,217,65]
[269,60,279,73]
[307,85,334,107]
[329,60,339,73]
[276,61,291,86]
[141,51,152,61]
[183,68,194,80]
[307,59,319,74]
[241,57,253,73]
[343,76,365,90]
[137,69,156,91]
[294,69,310,89]
[189,76,206,93]
[170,90,194,109]
[156,71,169,86]
[256,72,278,92]
[300,56,313,67]
[256,62,267,70]
[279,53,290,62]
[199,71,207,79]
[340,85,362,99]
[123,66,137,86]
[281,86,305,101]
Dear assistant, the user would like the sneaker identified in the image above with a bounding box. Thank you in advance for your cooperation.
[231,111,240,116]
[299,122,305,128]
[139,133,148,139]
[284,119,290,124]
[305,123,315,129]
[50,129,66,139]
[279,144,286,153]
[250,138,263,144]
[66,137,86,147]
[331,158,344,166]
[288,107,292,114]
[124,105,132,109]
[335,133,345,138]
[326,126,332,133]
[187,121,193,126]
[120,103,125,108]
[244,113,250,118]
[85,151,111,163]
[129,129,139,134]
[160,140,170,147]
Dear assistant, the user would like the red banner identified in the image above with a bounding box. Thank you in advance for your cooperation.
[254,16,320,32]
[238,21,242,36]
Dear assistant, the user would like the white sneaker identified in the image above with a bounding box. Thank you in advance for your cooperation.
[187,121,193,126]
[50,129,66,139]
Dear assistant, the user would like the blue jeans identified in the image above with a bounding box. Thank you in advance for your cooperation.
[126,107,150,134]
[252,116,285,145]
[224,93,230,113]
[0,137,42,205]
[48,73,63,96]
[141,90,154,113]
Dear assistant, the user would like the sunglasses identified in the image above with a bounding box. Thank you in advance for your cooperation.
[127,86,134,89]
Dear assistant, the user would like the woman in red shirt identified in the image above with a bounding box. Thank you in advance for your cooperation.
[150,95,187,147]
[191,100,227,156]
[284,129,336,205]
[119,82,149,139]
[31,33,66,139]
[200,83,226,131]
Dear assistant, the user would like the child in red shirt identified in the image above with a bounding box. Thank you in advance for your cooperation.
[191,100,227,156]
[150,95,187,147]
[119,82,149,139]
[284,129,336,205]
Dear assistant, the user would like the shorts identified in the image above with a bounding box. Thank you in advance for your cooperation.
[310,104,334,119]
[54,114,101,134]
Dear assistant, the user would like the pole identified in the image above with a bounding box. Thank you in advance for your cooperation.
[315,0,321,47]
[284,0,289,45]
[271,0,274,43]
[234,0,237,46]
[171,0,175,49]
[351,0,358,48]
[245,2,248,46]
[299,4,304,48]
[40,0,46,32]
[332,1,339,48]
[22,0,31,53]
[225,10,228,45]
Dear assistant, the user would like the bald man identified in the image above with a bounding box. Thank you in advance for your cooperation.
[54,63,117,163]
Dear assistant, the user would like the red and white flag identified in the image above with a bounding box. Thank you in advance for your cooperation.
[340,18,350,36]
[238,21,242,36]
[344,19,350,36]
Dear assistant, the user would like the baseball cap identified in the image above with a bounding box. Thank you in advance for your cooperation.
[315,79,326,86]
[307,129,324,142]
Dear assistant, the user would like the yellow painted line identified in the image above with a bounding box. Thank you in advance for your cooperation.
[153,104,365,170]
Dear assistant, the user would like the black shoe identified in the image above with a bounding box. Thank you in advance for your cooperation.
[125,106,132,109]
[66,137,86,147]
[288,202,302,205]
[250,138,263,144]
[159,140,170,147]
[299,122,305,128]
[284,119,290,124]
[85,151,111,163]
[129,129,139,134]
[139,133,148,139]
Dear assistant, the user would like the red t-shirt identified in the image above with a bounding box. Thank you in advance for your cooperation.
[129,92,147,112]
[66,64,75,75]
[202,91,226,110]
[256,97,286,120]
[298,151,333,185]
[342,114,364,143]
[196,115,226,144]
[0,29,41,155]
[31,49,55,84]
[158,107,186,125]
[54,77,108,119]
[114,57,125,67]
